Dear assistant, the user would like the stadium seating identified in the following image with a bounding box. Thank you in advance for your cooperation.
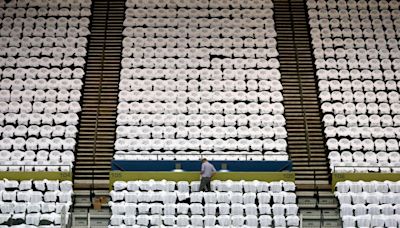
[307,0,400,172]
[0,178,73,227]
[0,0,91,171]
[115,0,288,161]
[108,180,299,227]
[335,180,400,227]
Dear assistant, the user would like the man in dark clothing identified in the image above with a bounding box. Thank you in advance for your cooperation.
[199,158,216,192]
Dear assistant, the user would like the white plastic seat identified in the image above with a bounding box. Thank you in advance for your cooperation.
[217,215,230,226]
[218,203,230,215]
[176,215,190,226]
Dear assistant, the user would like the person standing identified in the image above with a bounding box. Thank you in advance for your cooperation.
[199,158,216,192]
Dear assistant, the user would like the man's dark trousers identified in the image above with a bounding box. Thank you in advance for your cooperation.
[199,177,211,192]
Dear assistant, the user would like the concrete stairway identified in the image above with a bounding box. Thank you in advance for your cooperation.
[298,190,341,228]
[72,190,111,228]
[274,0,329,188]
[74,0,124,190]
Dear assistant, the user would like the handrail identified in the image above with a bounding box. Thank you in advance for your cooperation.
[92,2,107,192]
[90,0,110,194]
[299,213,303,228]
[285,0,313,169]
[87,212,91,228]
[290,0,323,188]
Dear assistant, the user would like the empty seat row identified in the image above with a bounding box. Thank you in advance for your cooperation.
[315,28,400,40]
[310,18,400,30]
[125,0,273,9]
[114,151,289,162]
[0,78,82,90]
[0,137,76,150]
[320,91,400,103]
[312,29,400,40]
[307,0,400,10]
[0,125,77,138]
[110,191,295,204]
[121,57,279,69]
[119,91,282,103]
[308,8,400,19]
[0,150,74,162]
[122,18,275,28]
[0,47,87,57]
[110,214,299,227]
[0,113,79,126]
[316,69,400,80]
[322,103,400,116]
[323,114,400,127]
[0,202,71,214]
[330,150,400,162]
[0,190,72,204]
[123,37,276,48]
[0,17,90,28]
[124,8,273,18]
[110,191,296,205]
[0,162,72,172]
[0,37,87,48]
[336,180,400,193]
[120,68,281,80]
[325,126,400,138]
[116,113,285,127]
[342,214,400,228]
[117,102,284,115]
[0,27,90,38]
[0,67,85,79]
[116,126,287,139]
[0,212,68,227]
[112,180,295,193]
[119,79,282,92]
[0,101,81,114]
[0,89,81,102]
[312,39,400,51]
[0,57,86,68]
[315,58,400,70]
[123,47,278,59]
[117,112,286,127]
[326,137,400,151]
[109,202,297,216]
[115,138,287,151]
[0,7,91,17]
[332,164,400,173]
[0,179,72,191]
[0,0,90,8]
[314,48,400,59]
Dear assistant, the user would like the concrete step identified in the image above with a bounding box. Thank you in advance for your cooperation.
[74,195,91,208]
[322,209,340,220]
[298,198,317,209]
[318,197,338,209]
[300,209,321,219]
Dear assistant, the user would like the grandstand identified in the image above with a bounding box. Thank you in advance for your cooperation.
[0,0,400,227]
